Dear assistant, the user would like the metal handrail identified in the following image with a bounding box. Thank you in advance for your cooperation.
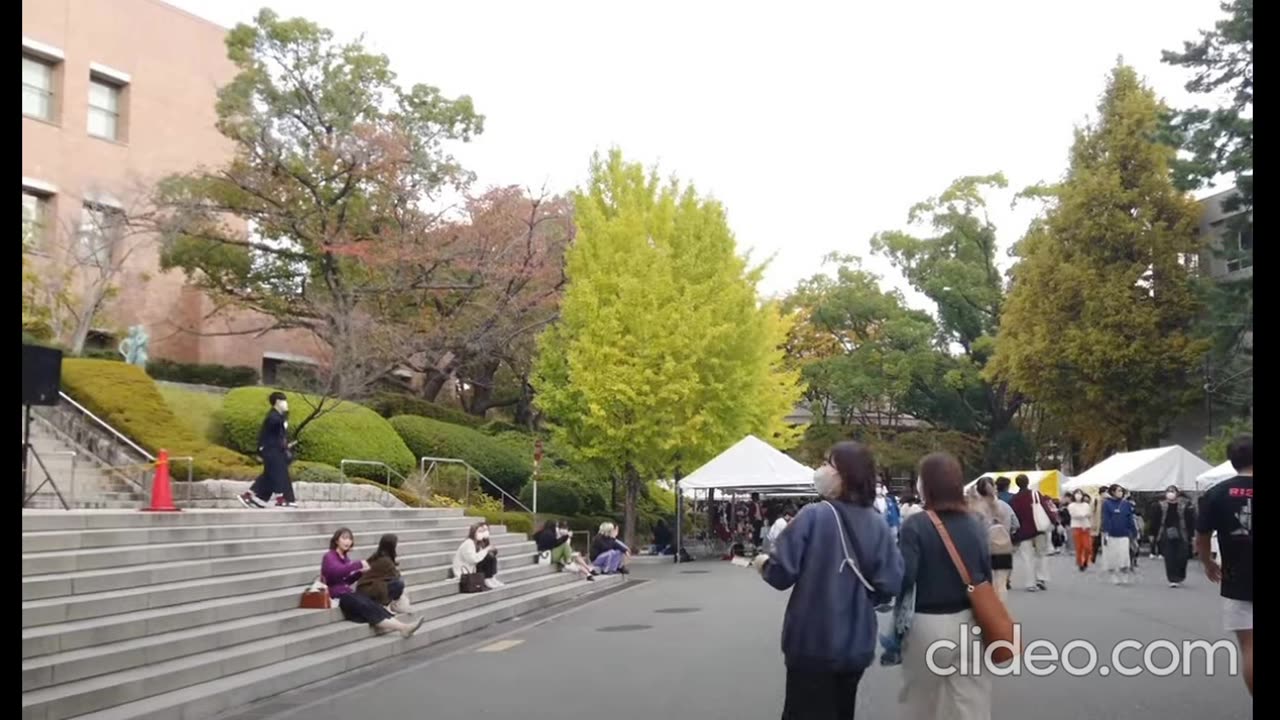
[57,391,155,461]
[419,456,533,514]
[339,459,407,506]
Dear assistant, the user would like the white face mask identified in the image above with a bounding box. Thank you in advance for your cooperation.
[814,465,841,499]
[275,399,289,414]
[1166,491,1178,501]
[475,530,490,542]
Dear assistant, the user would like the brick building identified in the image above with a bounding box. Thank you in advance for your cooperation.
[22,0,321,372]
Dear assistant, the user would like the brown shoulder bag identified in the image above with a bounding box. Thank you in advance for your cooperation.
[926,511,1020,664]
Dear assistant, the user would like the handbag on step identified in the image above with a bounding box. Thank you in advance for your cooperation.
[299,577,331,610]
[926,511,1020,664]
[459,572,487,594]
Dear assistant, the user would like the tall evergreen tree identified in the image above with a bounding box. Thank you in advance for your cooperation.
[989,64,1208,463]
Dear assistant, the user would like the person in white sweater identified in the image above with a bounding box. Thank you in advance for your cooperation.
[1067,491,1095,572]
[453,522,503,589]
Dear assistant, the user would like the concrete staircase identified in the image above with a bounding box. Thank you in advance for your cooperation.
[23,417,144,510]
[22,508,619,720]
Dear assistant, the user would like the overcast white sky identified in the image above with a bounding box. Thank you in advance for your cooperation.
[169,0,1228,306]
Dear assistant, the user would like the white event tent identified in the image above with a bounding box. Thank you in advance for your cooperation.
[674,436,814,561]
[1061,446,1212,493]
[1195,461,1237,490]
[678,435,815,494]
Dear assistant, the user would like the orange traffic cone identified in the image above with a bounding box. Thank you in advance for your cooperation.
[142,449,182,512]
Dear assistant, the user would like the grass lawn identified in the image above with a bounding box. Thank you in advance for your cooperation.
[157,385,225,443]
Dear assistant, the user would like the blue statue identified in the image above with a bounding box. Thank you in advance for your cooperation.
[118,325,149,367]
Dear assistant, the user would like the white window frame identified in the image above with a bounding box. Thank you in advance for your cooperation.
[87,75,124,141]
[22,54,56,122]
[77,202,124,267]
[1226,227,1253,273]
[22,178,58,253]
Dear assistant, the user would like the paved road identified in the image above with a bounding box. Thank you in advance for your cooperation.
[256,553,1251,720]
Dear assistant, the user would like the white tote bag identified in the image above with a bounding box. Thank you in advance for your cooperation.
[1031,491,1052,533]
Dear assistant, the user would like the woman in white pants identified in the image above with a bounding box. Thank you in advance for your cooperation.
[900,453,994,720]
[1101,485,1136,584]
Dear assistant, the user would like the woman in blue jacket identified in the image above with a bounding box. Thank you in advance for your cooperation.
[1102,484,1136,585]
[755,441,904,719]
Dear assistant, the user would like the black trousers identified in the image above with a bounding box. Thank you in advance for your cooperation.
[477,552,497,579]
[782,667,865,720]
[1162,537,1190,583]
[388,578,405,602]
[250,451,294,503]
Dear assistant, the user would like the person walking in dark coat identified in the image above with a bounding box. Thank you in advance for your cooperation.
[1151,486,1196,587]
[239,391,296,508]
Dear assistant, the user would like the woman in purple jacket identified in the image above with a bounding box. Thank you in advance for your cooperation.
[321,528,422,638]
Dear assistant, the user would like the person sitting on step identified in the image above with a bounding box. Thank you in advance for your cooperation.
[356,533,410,613]
[535,519,597,580]
[453,522,504,589]
[589,522,631,575]
[321,528,422,637]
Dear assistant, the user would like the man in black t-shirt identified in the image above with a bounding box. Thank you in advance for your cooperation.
[1196,434,1253,696]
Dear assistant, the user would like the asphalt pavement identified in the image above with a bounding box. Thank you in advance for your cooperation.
[233,551,1252,720]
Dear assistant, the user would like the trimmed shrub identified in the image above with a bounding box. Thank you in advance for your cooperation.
[156,385,224,443]
[60,359,258,480]
[389,415,533,495]
[219,388,415,484]
[148,359,258,388]
[518,479,582,517]
[481,419,525,436]
[368,392,485,429]
[351,477,430,507]
[290,461,345,484]
[476,510,532,535]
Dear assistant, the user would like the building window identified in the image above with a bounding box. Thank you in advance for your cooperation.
[78,204,123,266]
[1226,227,1253,273]
[1178,252,1200,273]
[87,78,122,141]
[22,191,50,250]
[22,55,55,121]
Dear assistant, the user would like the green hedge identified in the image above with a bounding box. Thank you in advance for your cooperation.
[389,415,533,495]
[368,392,485,428]
[148,359,258,388]
[476,510,533,535]
[518,479,582,516]
[60,359,258,480]
[219,388,415,484]
[290,461,345,484]
[481,419,525,436]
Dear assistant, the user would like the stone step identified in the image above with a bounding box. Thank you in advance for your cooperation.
[23,515,481,553]
[20,507,465,533]
[22,498,142,511]
[22,551,542,659]
[23,524,513,575]
[22,573,601,720]
[35,575,621,720]
[23,539,540,625]
[22,531,530,598]
[22,562,563,691]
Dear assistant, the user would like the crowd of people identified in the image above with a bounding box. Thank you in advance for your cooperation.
[749,435,1253,720]
[312,517,637,639]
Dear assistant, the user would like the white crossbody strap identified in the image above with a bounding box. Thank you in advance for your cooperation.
[824,501,875,592]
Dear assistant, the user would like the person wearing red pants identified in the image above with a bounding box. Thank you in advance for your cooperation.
[1066,490,1094,571]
